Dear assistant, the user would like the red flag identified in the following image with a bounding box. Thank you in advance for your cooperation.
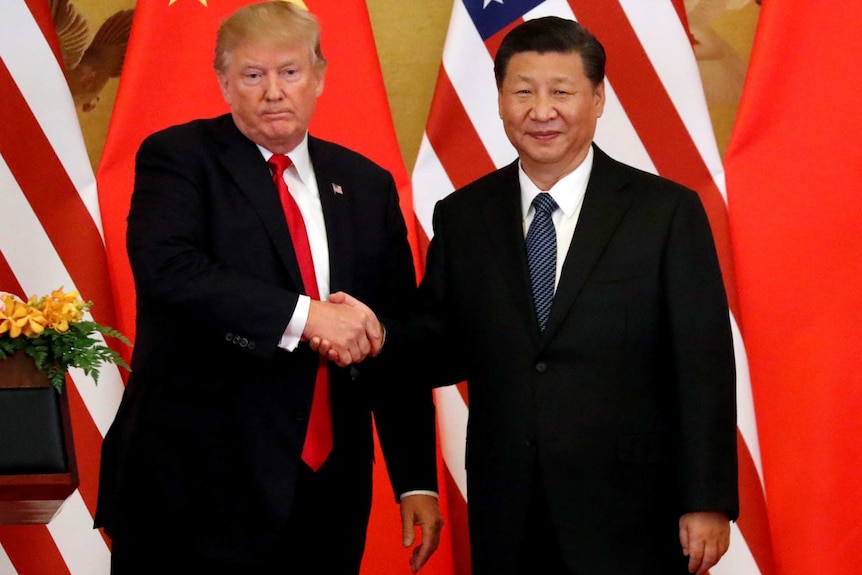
[412,1,774,573]
[725,2,862,574]
[0,0,125,572]
[96,1,452,574]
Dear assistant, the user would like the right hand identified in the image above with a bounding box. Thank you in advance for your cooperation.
[304,292,382,367]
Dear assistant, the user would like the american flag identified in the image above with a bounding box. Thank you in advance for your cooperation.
[0,0,124,572]
[410,1,774,574]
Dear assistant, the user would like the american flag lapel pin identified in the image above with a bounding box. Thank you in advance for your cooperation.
[332,183,343,195]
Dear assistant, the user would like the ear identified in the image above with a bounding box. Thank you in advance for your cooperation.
[314,65,326,98]
[217,73,231,105]
[593,80,606,118]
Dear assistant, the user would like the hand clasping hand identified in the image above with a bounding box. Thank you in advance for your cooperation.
[304,292,382,367]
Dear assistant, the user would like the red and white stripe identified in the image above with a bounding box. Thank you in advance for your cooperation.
[411,1,774,573]
[0,1,123,573]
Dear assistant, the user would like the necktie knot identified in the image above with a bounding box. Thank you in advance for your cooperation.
[532,192,558,218]
[268,154,292,179]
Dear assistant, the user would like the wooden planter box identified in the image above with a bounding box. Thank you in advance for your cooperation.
[0,353,79,524]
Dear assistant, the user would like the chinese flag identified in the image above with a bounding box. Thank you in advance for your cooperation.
[725,2,862,574]
[96,1,452,574]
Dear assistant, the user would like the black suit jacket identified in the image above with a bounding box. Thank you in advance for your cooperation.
[95,114,437,562]
[389,145,738,575]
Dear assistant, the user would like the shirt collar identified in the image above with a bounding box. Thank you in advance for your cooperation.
[519,145,594,220]
[259,132,313,185]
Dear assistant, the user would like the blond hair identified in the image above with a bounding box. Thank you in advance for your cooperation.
[214,1,326,73]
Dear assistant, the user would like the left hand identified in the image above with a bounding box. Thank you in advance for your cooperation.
[679,511,731,574]
[400,493,444,573]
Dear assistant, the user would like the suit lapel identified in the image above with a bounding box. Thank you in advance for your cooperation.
[479,161,543,346]
[214,116,306,292]
[542,146,634,343]
[308,136,354,294]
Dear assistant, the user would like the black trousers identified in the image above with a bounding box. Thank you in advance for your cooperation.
[512,467,572,575]
[110,457,371,575]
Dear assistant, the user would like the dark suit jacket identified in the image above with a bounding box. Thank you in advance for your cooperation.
[94,114,437,562]
[389,145,738,575]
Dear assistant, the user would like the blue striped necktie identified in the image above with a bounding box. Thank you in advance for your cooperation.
[526,193,558,331]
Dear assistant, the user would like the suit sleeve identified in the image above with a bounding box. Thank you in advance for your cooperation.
[664,190,739,520]
[127,128,298,360]
[362,174,439,500]
[379,200,468,388]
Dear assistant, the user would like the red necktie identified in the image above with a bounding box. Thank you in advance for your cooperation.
[268,154,332,471]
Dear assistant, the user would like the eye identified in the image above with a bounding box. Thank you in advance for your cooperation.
[280,67,300,79]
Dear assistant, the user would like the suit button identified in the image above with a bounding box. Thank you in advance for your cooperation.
[294,411,308,422]
[535,362,548,373]
[239,337,249,348]
[248,341,256,351]
[225,332,234,342]
[524,438,535,448]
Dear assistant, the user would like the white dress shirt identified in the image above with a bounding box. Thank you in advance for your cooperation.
[519,146,594,287]
[259,133,328,352]
[261,136,436,500]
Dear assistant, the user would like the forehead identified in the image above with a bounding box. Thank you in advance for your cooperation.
[226,41,313,69]
[504,50,586,83]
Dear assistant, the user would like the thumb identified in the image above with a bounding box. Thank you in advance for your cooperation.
[328,291,348,304]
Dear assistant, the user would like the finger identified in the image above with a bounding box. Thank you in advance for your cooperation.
[697,540,719,575]
[368,322,384,356]
[679,522,690,556]
[410,524,440,573]
[317,339,336,360]
[357,333,371,359]
[336,347,353,368]
[687,541,704,574]
[402,519,414,549]
[364,314,382,340]
[309,336,322,352]
[347,340,364,365]
[410,541,432,574]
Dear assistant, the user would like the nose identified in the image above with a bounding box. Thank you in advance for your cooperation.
[263,73,284,101]
[529,93,558,121]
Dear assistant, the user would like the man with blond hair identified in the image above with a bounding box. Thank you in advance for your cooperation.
[95,3,442,573]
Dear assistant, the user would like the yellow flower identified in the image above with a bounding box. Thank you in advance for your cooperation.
[20,308,47,336]
[0,295,43,338]
[37,289,85,331]
[0,295,16,336]
[0,287,130,392]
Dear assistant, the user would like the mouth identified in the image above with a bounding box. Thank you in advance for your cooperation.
[528,130,560,141]
[262,110,292,120]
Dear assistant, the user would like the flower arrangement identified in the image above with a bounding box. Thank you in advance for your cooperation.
[0,288,130,392]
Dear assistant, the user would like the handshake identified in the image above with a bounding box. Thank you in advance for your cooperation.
[303,292,383,367]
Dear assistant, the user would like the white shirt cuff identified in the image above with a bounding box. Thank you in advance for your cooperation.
[400,490,439,500]
[278,295,310,351]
